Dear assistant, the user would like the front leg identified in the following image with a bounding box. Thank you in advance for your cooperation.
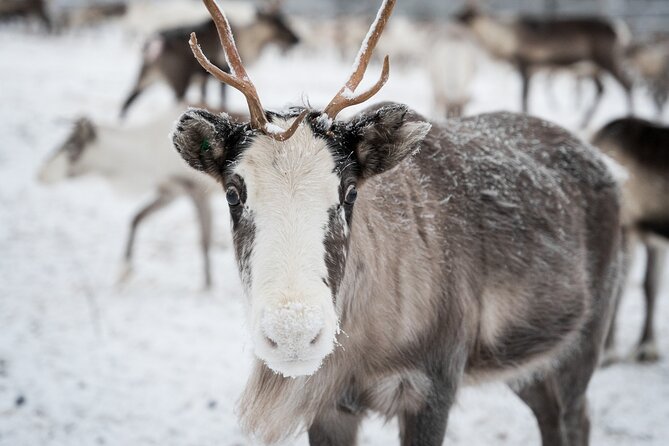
[308,409,363,446]
[399,377,457,446]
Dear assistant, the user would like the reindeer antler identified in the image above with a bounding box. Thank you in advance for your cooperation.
[189,0,305,141]
[323,0,396,119]
[190,0,394,140]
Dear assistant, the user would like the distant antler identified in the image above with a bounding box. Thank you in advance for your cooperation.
[323,0,396,119]
[189,0,305,141]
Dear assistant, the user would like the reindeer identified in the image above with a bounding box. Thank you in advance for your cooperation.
[38,106,222,289]
[626,37,669,119]
[171,1,623,444]
[0,0,50,29]
[119,1,299,118]
[456,4,633,129]
[592,117,669,363]
[428,23,480,119]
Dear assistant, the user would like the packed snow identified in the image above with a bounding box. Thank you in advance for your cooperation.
[1,13,668,446]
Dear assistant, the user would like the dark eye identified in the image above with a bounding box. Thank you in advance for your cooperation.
[344,184,357,205]
[226,187,241,206]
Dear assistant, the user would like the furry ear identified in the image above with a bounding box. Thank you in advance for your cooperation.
[171,108,236,179]
[350,104,431,179]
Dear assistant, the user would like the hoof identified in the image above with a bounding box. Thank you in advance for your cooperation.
[599,349,620,368]
[117,261,134,285]
[633,342,660,363]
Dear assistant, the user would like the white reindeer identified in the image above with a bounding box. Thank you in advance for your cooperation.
[38,105,219,288]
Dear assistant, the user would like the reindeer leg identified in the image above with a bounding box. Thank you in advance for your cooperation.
[519,63,532,113]
[513,378,566,446]
[634,243,664,362]
[579,74,603,129]
[119,188,176,283]
[399,376,457,446]
[598,56,633,114]
[179,179,213,290]
[120,62,152,119]
[308,409,363,446]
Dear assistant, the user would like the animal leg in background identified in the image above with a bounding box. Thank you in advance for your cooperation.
[120,185,178,282]
[519,63,532,113]
[580,74,604,129]
[179,178,214,289]
[635,243,665,362]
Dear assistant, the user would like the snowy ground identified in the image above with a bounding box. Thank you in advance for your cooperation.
[1,17,668,446]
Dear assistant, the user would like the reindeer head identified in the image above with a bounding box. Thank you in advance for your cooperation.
[38,117,97,183]
[255,0,300,50]
[172,0,430,378]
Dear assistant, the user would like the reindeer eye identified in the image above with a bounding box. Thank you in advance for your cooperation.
[344,185,357,205]
[226,187,241,206]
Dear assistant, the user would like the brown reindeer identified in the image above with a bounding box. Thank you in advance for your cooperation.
[0,0,50,29]
[120,1,299,118]
[170,1,623,444]
[457,4,633,129]
[593,117,669,363]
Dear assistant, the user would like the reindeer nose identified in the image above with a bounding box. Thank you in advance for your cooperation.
[261,302,325,356]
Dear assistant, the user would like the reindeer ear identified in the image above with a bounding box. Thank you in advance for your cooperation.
[172,109,235,180]
[350,104,431,179]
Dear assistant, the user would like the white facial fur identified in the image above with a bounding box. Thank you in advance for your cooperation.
[233,119,343,377]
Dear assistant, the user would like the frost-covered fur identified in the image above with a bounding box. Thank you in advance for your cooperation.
[172,102,622,445]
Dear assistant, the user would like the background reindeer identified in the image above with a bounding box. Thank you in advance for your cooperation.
[427,23,480,118]
[593,117,669,363]
[38,106,219,289]
[0,0,50,29]
[170,1,623,444]
[457,4,633,128]
[119,1,299,118]
[627,36,669,119]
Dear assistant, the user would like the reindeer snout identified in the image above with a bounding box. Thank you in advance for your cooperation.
[260,302,324,357]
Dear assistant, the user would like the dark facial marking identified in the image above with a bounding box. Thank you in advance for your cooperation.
[61,118,96,163]
[323,206,349,299]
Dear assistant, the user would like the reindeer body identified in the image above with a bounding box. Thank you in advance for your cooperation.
[39,107,218,288]
[120,11,299,118]
[593,117,669,362]
[459,8,632,128]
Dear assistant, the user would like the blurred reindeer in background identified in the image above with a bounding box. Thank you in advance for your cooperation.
[627,36,669,119]
[38,106,223,289]
[0,0,50,29]
[428,24,480,118]
[457,0,633,128]
[593,117,669,363]
[120,0,299,118]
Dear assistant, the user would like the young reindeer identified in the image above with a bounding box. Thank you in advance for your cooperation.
[38,106,220,288]
[119,1,299,118]
[593,117,669,362]
[457,3,633,129]
[172,0,623,444]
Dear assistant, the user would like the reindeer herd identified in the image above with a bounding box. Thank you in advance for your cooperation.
[12,0,669,444]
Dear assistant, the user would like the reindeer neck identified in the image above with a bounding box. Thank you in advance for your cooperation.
[471,15,519,59]
[235,21,279,64]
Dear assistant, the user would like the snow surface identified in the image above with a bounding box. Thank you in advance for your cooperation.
[1,19,669,446]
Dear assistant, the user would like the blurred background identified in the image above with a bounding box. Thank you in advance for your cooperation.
[1,0,668,445]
